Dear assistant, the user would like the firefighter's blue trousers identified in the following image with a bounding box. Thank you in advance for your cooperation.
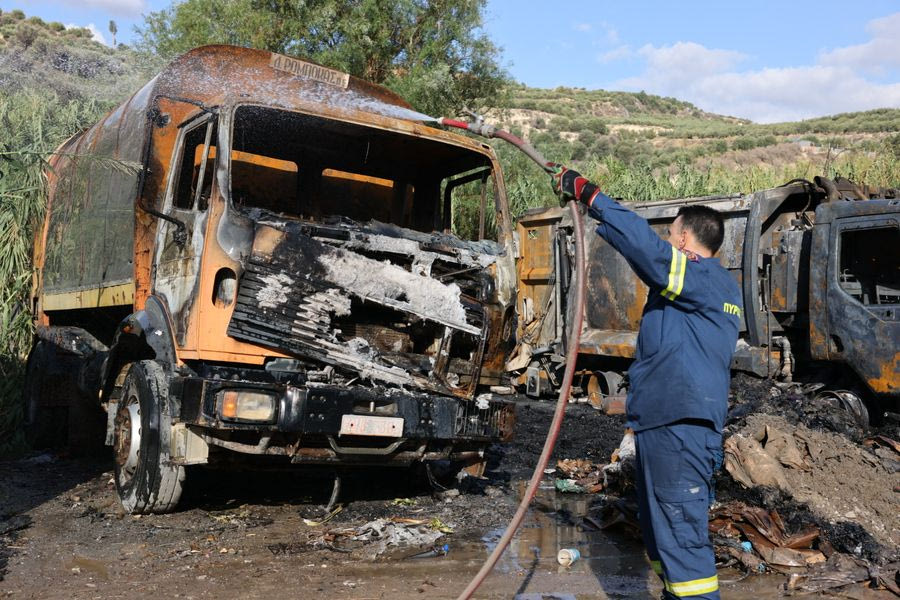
[635,421,721,599]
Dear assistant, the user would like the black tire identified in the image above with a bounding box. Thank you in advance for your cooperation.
[23,340,72,449]
[113,360,185,514]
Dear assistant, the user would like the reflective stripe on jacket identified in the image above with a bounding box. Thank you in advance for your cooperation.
[587,192,741,432]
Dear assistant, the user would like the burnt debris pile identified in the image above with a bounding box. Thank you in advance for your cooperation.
[542,375,900,595]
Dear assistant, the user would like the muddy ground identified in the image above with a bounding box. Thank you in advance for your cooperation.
[0,391,897,599]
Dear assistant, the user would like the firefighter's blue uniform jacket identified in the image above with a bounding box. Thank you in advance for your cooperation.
[587,191,741,599]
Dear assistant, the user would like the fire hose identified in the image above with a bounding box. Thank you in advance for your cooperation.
[438,116,587,600]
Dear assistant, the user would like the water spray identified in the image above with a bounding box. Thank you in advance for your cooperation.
[439,111,587,600]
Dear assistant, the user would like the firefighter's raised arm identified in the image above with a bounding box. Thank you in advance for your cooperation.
[549,163,703,308]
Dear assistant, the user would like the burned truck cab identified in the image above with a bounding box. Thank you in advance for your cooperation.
[31,46,516,513]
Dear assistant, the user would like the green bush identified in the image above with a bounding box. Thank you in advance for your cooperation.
[569,140,588,161]
[13,23,39,48]
[531,130,560,146]
[583,117,608,134]
[548,116,571,132]
[0,89,110,456]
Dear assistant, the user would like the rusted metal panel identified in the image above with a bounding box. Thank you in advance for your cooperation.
[515,207,564,349]
[818,201,900,396]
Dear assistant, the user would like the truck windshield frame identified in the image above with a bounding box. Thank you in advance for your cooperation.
[837,219,900,306]
[225,103,506,241]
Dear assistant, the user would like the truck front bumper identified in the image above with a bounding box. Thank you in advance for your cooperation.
[173,377,515,463]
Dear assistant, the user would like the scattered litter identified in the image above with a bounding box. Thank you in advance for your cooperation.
[435,488,460,502]
[554,479,587,494]
[555,459,603,493]
[585,499,640,537]
[352,518,446,558]
[428,517,453,534]
[710,501,824,571]
[406,544,449,559]
[783,553,900,595]
[557,548,580,567]
[302,505,343,527]
[208,506,274,529]
[723,434,790,491]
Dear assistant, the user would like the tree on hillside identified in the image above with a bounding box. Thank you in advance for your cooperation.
[134,0,507,117]
[109,20,117,47]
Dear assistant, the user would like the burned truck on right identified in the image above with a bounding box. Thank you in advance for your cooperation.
[511,176,899,424]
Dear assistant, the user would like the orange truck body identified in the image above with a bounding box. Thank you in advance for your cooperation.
[28,46,516,511]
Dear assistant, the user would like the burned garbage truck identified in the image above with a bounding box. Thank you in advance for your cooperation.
[26,45,516,513]
[513,178,899,422]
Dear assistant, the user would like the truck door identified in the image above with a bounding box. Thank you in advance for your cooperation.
[826,214,900,396]
[149,99,218,349]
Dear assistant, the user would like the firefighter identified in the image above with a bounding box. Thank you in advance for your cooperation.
[550,165,742,599]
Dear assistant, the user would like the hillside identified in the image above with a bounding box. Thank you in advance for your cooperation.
[0,9,157,105]
[488,85,900,174]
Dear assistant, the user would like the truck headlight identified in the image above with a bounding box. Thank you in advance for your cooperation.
[217,390,276,422]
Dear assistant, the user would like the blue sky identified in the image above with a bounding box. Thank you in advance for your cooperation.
[6,0,900,123]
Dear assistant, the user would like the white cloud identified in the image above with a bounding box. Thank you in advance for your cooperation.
[574,23,592,32]
[66,23,108,46]
[637,42,746,78]
[818,12,900,74]
[603,24,619,46]
[609,13,900,122]
[597,45,632,64]
[57,0,146,17]
[690,66,900,123]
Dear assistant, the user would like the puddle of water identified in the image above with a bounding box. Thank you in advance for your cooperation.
[445,481,792,599]
[67,555,110,580]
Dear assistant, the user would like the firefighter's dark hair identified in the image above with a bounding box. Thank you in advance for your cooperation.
[677,205,725,254]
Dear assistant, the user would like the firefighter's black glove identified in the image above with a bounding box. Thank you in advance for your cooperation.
[548,163,600,206]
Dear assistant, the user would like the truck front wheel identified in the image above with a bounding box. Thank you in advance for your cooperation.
[113,360,184,514]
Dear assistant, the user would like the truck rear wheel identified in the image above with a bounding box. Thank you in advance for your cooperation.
[113,360,184,514]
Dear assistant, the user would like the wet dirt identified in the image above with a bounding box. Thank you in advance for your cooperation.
[724,375,900,565]
[728,413,899,552]
[0,400,895,598]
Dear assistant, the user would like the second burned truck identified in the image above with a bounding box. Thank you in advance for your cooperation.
[511,177,900,423]
[26,46,517,513]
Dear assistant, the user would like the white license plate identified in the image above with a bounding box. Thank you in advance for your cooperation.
[339,415,404,437]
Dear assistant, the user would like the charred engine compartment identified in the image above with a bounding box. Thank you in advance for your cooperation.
[228,215,503,399]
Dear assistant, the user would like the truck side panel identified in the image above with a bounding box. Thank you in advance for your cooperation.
[39,78,155,306]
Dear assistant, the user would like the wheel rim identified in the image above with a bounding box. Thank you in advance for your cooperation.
[115,393,142,487]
